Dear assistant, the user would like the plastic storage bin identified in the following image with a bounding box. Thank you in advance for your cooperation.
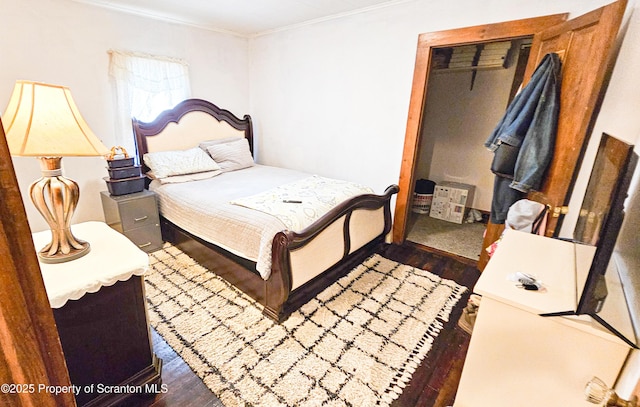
[412,193,434,214]
[412,179,436,214]
[103,176,145,196]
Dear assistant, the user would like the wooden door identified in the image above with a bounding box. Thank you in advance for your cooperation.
[0,118,75,407]
[393,14,569,244]
[478,0,627,269]
[522,0,627,233]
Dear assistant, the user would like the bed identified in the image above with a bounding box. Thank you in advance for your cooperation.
[132,98,398,322]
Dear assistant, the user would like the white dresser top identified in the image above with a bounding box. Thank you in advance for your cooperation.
[33,221,149,308]
[475,229,583,314]
[476,229,629,344]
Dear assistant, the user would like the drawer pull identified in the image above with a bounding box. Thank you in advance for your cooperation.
[134,215,149,222]
[138,242,152,248]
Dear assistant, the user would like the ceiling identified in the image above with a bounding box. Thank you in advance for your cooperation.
[74,0,407,37]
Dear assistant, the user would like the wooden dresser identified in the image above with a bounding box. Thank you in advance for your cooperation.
[33,221,162,407]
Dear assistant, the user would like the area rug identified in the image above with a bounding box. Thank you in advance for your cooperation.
[145,244,466,407]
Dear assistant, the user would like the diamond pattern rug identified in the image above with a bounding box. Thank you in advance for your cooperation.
[145,244,466,407]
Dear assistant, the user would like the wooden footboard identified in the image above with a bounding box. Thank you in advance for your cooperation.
[265,184,399,321]
[160,185,398,322]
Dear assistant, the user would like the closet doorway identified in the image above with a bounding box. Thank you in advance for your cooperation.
[394,1,627,269]
[392,14,568,262]
[405,38,532,262]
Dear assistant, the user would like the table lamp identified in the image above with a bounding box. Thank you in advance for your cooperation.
[2,80,109,263]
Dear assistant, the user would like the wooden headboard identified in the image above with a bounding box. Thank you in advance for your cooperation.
[132,98,253,172]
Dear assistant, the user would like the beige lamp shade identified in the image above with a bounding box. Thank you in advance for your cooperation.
[2,80,109,157]
[1,80,109,263]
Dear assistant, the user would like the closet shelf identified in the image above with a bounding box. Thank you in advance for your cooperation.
[432,41,512,73]
[434,64,506,73]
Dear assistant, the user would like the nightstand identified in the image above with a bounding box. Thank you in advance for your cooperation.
[101,190,162,252]
[33,221,162,407]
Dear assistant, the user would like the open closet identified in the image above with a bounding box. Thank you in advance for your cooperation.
[393,1,627,271]
[406,39,532,262]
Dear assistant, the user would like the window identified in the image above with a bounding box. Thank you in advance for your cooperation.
[109,50,191,155]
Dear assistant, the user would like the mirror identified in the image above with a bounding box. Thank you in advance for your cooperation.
[574,134,634,245]
[575,133,639,348]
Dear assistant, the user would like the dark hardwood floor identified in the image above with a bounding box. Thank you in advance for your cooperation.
[137,242,480,407]
[382,243,480,407]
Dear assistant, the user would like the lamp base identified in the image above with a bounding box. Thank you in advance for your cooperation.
[37,239,90,264]
[31,157,90,264]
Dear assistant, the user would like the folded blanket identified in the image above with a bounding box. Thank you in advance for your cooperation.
[231,175,373,232]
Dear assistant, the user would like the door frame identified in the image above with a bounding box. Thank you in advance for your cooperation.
[392,14,569,244]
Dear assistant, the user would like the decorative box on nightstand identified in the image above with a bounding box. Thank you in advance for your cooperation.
[100,190,162,252]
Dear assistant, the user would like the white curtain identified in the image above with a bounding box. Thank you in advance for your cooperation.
[109,50,191,156]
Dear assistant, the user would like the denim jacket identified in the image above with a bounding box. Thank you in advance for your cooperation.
[484,53,561,193]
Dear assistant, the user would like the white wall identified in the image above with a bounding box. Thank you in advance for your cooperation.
[248,0,615,197]
[416,63,519,212]
[0,0,249,232]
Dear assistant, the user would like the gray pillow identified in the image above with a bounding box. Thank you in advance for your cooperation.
[206,138,254,172]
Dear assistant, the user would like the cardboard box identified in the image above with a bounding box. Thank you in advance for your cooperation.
[429,181,476,224]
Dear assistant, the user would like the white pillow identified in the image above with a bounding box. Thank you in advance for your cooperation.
[143,147,220,179]
[206,138,254,172]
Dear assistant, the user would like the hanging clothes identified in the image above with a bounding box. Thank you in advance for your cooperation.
[485,52,562,223]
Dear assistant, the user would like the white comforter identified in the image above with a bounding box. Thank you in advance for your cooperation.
[231,175,372,232]
[150,165,369,280]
